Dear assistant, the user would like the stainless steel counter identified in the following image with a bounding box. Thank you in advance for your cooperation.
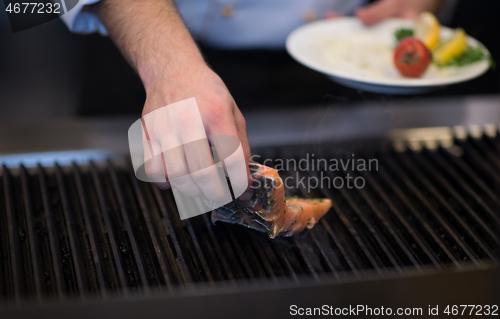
[0,95,498,164]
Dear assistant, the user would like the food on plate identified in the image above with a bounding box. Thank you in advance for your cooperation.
[393,37,431,77]
[395,28,414,43]
[414,12,440,51]
[433,28,468,65]
[394,12,491,74]
[323,33,392,78]
[443,46,494,68]
[316,12,492,86]
[212,163,332,238]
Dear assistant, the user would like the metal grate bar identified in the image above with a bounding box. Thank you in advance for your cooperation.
[384,155,479,266]
[71,163,108,294]
[160,191,207,283]
[203,217,246,281]
[291,236,321,281]
[142,183,184,286]
[319,218,361,277]
[456,139,500,183]
[348,170,423,271]
[376,165,461,267]
[146,185,190,284]
[188,216,227,282]
[20,166,44,301]
[336,179,403,272]
[360,169,442,269]
[430,149,500,225]
[264,149,327,279]
[245,232,281,281]
[267,239,298,282]
[221,224,258,280]
[415,151,499,247]
[107,166,151,293]
[0,180,4,301]
[0,130,499,303]
[127,168,173,290]
[88,163,128,294]
[306,229,340,279]
[201,214,237,282]
[226,225,269,280]
[81,166,123,292]
[395,151,494,261]
[440,145,500,215]
[182,217,215,283]
[283,169,343,278]
[278,169,324,280]
[37,165,65,298]
[2,165,23,302]
[316,171,385,274]
[469,138,500,170]
[54,164,86,297]
[151,186,198,282]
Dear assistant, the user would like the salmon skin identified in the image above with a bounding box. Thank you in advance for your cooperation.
[212,163,332,238]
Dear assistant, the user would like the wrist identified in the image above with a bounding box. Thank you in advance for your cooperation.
[138,49,207,94]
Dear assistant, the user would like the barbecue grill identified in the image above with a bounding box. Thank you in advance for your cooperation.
[0,97,499,318]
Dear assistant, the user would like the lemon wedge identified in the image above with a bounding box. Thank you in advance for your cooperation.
[414,12,440,51]
[433,28,468,65]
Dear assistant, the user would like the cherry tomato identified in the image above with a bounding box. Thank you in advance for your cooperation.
[394,37,431,77]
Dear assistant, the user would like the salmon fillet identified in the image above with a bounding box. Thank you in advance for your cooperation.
[212,163,332,238]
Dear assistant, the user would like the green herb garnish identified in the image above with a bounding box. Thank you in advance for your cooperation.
[436,45,491,67]
[395,28,414,43]
[258,212,265,218]
[270,199,275,207]
[268,230,274,237]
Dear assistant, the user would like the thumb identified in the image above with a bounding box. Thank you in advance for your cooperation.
[355,0,401,26]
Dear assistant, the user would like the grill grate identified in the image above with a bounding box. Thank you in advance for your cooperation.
[0,129,499,304]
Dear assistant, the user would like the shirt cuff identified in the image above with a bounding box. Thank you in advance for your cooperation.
[60,0,108,35]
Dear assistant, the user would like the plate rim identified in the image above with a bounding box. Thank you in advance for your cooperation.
[286,17,491,88]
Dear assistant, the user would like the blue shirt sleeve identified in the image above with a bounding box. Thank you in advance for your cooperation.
[59,0,456,49]
[60,0,366,46]
[60,0,108,35]
[176,0,367,49]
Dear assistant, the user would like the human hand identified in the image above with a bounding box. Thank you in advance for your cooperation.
[98,0,253,218]
[355,0,444,25]
[141,63,252,203]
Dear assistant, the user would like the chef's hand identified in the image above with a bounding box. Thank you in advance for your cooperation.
[355,0,445,25]
[142,66,252,202]
[96,0,252,201]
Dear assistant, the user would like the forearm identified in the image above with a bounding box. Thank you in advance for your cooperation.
[96,0,206,91]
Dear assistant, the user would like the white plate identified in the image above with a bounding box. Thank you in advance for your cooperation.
[286,18,491,95]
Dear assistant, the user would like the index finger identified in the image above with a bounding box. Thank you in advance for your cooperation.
[208,106,252,200]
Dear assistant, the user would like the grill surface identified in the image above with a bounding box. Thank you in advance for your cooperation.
[0,129,499,304]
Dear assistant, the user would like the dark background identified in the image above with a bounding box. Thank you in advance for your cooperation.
[0,0,499,123]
